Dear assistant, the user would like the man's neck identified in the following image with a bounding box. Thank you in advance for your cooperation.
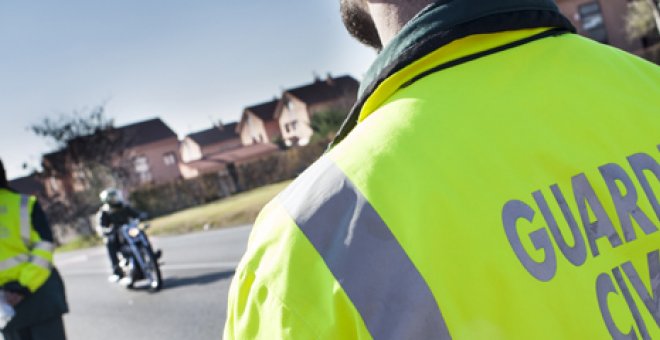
[367,0,433,47]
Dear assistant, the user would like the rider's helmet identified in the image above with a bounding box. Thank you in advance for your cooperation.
[100,188,124,208]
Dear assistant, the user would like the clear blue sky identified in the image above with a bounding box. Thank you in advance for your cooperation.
[0,0,375,180]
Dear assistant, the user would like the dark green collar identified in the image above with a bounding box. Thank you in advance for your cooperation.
[359,0,564,98]
[330,0,573,148]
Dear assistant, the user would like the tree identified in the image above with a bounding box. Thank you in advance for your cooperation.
[626,0,660,40]
[30,105,130,237]
[310,109,349,142]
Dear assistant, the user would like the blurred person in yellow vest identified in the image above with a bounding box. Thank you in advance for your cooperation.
[224,0,660,338]
[0,158,68,340]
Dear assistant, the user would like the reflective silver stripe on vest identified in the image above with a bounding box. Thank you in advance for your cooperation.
[29,256,52,270]
[0,254,30,271]
[280,157,451,339]
[19,195,31,246]
[32,241,55,253]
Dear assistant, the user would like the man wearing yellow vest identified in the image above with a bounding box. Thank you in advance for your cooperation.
[225,0,660,338]
[0,159,68,340]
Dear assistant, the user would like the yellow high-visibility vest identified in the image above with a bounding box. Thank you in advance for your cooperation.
[225,20,660,340]
[0,189,54,292]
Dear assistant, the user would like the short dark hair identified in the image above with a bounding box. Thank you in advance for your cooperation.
[0,158,7,188]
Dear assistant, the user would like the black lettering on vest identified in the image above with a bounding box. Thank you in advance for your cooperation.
[613,267,650,339]
[502,200,556,281]
[534,188,586,266]
[572,173,623,257]
[599,163,658,242]
[628,153,660,223]
[621,250,660,329]
[596,272,636,339]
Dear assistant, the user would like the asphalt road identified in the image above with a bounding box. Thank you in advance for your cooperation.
[54,225,251,340]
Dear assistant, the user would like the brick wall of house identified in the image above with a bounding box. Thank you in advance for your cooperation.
[126,137,181,186]
[263,119,281,143]
[556,0,644,53]
[201,138,243,156]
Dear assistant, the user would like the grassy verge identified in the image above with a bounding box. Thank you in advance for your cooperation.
[147,180,291,235]
[56,235,102,252]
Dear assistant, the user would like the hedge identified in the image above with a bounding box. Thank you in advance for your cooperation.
[130,141,326,217]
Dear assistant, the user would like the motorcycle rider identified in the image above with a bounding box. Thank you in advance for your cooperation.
[96,188,141,281]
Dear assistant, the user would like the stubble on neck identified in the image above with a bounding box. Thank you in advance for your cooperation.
[366,0,434,47]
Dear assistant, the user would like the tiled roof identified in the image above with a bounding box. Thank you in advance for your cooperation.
[118,118,177,148]
[41,118,178,174]
[187,122,239,147]
[285,75,359,105]
[245,99,279,121]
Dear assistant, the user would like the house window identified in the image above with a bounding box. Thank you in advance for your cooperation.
[134,156,152,183]
[578,1,607,43]
[285,123,290,133]
[290,120,298,131]
[163,152,177,166]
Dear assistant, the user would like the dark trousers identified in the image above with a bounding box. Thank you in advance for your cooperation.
[106,233,120,269]
[2,316,66,340]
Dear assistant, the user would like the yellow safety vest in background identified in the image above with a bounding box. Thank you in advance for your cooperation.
[225,12,660,340]
[0,189,54,293]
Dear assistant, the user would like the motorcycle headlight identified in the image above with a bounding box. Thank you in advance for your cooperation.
[127,227,140,238]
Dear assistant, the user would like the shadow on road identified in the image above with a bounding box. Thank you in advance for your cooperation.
[163,270,235,290]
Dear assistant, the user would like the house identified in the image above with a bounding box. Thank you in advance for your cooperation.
[41,117,182,200]
[180,122,242,163]
[275,75,359,147]
[179,142,280,178]
[556,0,659,63]
[237,99,281,146]
[179,121,280,179]
[119,118,182,186]
[179,122,242,178]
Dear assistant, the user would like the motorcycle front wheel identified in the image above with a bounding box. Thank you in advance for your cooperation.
[139,245,163,291]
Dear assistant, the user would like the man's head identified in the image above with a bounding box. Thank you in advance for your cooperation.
[0,158,7,189]
[100,188,124,208]
[340,0,435,51]
[340,0,382,50]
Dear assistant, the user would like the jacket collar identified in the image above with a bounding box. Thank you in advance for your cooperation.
[331,0,574,147]
[360,0,566,97]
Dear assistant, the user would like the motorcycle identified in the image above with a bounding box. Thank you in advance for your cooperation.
[115,219,163,291]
